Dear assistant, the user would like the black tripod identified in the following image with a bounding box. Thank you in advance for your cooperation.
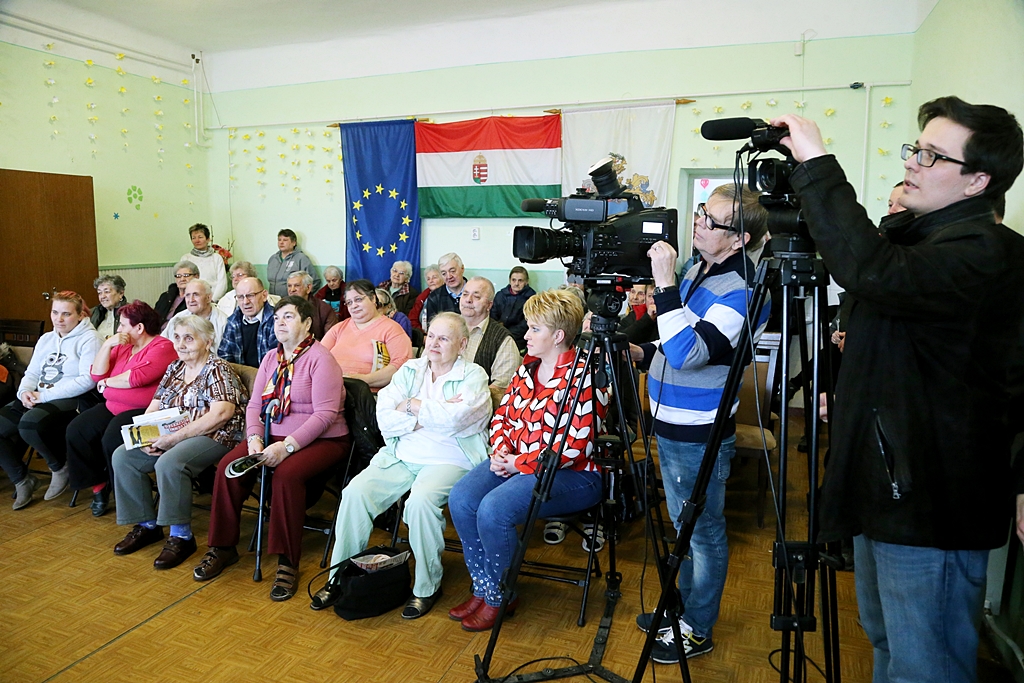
[631,234,841,683]
[474,279,654,683]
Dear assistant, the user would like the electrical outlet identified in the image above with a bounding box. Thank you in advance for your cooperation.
[471,227,480,240]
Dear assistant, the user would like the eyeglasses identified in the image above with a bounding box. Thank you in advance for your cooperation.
[344,294,368,308]
[174,273,195,280]
[901,144,966,168]
[697,203,734,231]
[236,292,264,301]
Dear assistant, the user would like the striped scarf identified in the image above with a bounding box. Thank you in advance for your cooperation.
[260,333,315,423]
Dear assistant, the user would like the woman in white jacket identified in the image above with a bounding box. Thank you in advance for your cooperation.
[0,291,102,509]
[181,223,228,302]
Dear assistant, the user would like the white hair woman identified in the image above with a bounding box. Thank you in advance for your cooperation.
[314,312,492,618]
[110,315,248,569]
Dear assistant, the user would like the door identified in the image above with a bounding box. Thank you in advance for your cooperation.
[0,168,99,325]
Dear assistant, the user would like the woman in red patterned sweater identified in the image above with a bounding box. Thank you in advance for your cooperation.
[448,288,608,631]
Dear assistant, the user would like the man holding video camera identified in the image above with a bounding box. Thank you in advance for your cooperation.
[772,97,1024,683]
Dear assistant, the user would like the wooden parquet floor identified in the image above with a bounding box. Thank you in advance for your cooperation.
[0,425,876,683]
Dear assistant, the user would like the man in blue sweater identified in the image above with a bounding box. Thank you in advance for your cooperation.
[633,184,770,663]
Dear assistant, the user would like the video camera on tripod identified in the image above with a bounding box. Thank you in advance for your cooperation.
[512,157,679,280]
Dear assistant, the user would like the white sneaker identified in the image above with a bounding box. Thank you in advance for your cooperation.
[44,465,69,501]
[13,474,39,510]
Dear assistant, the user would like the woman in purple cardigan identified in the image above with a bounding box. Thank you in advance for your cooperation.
[193,296,350,601]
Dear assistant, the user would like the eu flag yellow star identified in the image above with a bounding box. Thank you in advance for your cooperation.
[362,242,371,252]
[390,243,398,253]
[355,230,362,239]
[388,189,398,199]
[352,200,362,210]
[376,246,385,257]
[375,184,384,194]
[401,215,412,226]
[362,188,370,199]
[352,216,358,224]
[398,231,408,242]
[400,199,407,210]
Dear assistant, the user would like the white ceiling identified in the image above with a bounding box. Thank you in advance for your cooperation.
[1,0,940,91]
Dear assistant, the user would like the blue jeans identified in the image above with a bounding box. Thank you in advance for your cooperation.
[853,535,989,683]
[656,434,735,639]
[449,460,603,606]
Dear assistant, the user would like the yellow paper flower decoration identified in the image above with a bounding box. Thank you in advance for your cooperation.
[877,148,890,156]
[118,87,127,93]
[242,134,251,140]
[306,144,315,150]
[242,149,249,154]
[51,96,59,103]
[49,115,58,122]
[155,124,163,130]
[46,78,56,86]
[256,156,266,162]
[691,108,701,116]
[88,116,98,123]
[323,164,333,170]
[323,131,332,138]
[85,78,94,86]
[279,153,287,159]
[291,144,299,150]
[691,128,700,134]
[186,164,192,169]
[257,131,265,137]
[880,121,892,129]
[741,101,752,110]
[337,154,344,161]
[184,122,192,129]
[86,102,96,109]
[181,79,189,86]
[85,60,94,67]
[713,106,724,114]
[183,98,190,104]
[153,95,162,101]
[115,53,125,60]
[882,96,894,107]
[766,98,778,107]
[277,136,287,143]
[116,67,126,76]
[151,76,161,83]
[824,108,836,117]
[291,128,300,134]
[325,179,332,184]
[154,109,163,116]
[322,146,332,152]
[44,60,55,67]
[120,128,128,134]
[794,100,806,109]
[45,43,55,51]
[122,107,130,114]
[823,137,834,145]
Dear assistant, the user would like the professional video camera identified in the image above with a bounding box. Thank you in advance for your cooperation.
[701,117,811,252]
[512,157,678,279]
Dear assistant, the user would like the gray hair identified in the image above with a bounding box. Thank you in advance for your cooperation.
[174,260,200,276]
[392,260,413,277]
[287,270,314,288]
[187,279,212,297]
[93,274,126,293]
[170,314,216,350]
[424,264,441,277]
[429,311,469,343]
[324,265,343,280]
[437,253,463,270]
[557,283,587,307]
[375,288,396,315]
[466,276,495,303]
[230,260,258,278]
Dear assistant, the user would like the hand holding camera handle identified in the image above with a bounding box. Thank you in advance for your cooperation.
[769,114,828,164]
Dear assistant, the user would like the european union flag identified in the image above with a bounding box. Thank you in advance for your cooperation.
[341,119,421,287]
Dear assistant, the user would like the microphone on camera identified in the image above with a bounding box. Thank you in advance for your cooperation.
[701,117,791,152]
[521,198,550,213]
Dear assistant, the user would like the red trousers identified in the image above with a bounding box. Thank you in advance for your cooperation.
[207,435,349,564]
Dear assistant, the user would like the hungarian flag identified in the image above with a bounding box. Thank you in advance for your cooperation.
[415,115,561,218]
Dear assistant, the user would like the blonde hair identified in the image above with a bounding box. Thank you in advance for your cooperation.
[523,289,584,348]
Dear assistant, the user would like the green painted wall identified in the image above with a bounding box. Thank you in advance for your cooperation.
[911,0,1024,227]
[0,40,211,268]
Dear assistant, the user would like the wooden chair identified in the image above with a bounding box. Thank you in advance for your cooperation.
[0,319,45,347]
[733,332,781,528]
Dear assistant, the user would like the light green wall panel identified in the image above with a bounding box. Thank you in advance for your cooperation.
[0,41,213,267]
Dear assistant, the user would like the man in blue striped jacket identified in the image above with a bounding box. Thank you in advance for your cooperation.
[633,183,770,663]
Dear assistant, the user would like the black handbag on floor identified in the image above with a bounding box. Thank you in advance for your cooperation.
[331,545,412,620]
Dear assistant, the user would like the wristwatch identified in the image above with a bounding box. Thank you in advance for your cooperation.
[654,286,672,295]
[284,441,296,454]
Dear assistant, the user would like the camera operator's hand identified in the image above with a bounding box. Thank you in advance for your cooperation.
[647,241,677,289]
[769,114,828,164]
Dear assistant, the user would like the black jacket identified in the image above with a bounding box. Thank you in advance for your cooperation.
[423,280,466,324]
[793,155,1024,550]
[491,284,536,350]
[154,283,186,323]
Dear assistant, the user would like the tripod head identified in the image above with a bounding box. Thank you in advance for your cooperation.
[583,275,643,335]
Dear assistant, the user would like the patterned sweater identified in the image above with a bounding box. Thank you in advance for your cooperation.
[490,349,609,474]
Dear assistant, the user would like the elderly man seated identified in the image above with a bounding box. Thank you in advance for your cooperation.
[155,261,199,331]
[459,277,521,408]
[218,277,277,368]
[313,312,492,618]
[378,260,419,316]
[162,279,227,354]
[287,270,337,340]
[424,253,468,323]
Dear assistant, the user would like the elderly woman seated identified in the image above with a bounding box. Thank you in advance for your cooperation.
[314,265,348,320]
[447,289,609,631]
[155,261,199,332]
[321,279,412,390]
[109,315,247,570]
[193,296,350,602]
[375,288,412,339]
[312,312,492,618]
[91,275,127,340]
[0,292,101,509]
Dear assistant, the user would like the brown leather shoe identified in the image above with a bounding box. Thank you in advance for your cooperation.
[153,536,198,570]
[192,546,239,581]
[461,598,519,632]
[114,524,164,556]
[448,595,485,621]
